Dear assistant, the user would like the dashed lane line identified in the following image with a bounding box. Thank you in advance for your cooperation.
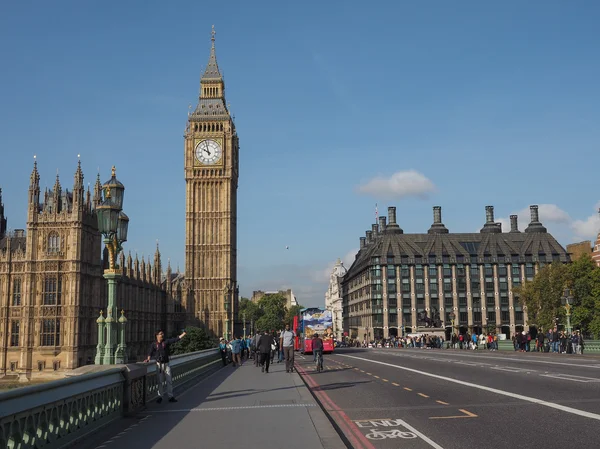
[392,382,400,386]
[340,354,600,422]
[418,393,430,398]
[436,400,450,405]
[404,387,413,391]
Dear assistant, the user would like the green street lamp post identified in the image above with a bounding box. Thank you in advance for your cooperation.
[223,282,234,340]
[449,311,456,334]
[561,288,574,335]
[94,166,129,365]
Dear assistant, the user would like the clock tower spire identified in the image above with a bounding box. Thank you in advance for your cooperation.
[184,26,239,339]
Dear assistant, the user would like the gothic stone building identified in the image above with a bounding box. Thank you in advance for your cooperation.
[0,161,187,380]
[342,205,571,341]
[324,258,347,341]
[184,27,240,338]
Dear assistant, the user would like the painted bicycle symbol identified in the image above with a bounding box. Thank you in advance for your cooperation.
[365,429,418,440]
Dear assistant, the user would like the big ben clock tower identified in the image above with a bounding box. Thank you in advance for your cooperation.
[185,26,239,338]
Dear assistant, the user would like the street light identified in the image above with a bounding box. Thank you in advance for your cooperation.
[449,311,456,334]
[561,287,574,335]
[223,282,235,340]
[95,166,129,365]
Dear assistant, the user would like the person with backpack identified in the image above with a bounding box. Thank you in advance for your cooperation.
[145,329,187,403]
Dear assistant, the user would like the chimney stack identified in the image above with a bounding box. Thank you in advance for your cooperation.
[480,205,501,233]
[366,230,372,244]
[433,206,442,224]
[386,206,403,233]
[372,223,379,238]
[530,205,539,223]
[388,206,397,225]
[360,237,366,249]
[379,216,386,232]
[510,215,519,233]
[428,206,449,234]
[525,204,547,233]
[485,205,495,224]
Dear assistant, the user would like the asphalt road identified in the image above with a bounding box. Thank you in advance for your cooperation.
[294,348,600,449]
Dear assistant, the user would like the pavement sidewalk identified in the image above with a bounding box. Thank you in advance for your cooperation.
[78,355,346,449]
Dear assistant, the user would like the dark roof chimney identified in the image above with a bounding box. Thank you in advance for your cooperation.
[378,216,386,232]
[480,205,501,233]
[509,215,520,233]
[386,206,403,233]
[360,237,366,249]
[428,205,449,234]
[366,230,373,244]
[525,205,547,233]
[372,223,379,238]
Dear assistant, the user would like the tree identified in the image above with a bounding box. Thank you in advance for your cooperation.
[514,256,600,338]
[514,262,568,331]
[567,255,600,338]
[285,304,304,326]
[238,297,263,323]
[170,326,214,355]
[255,293,287,332]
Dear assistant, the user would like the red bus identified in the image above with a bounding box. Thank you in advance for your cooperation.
[297,308,335,354]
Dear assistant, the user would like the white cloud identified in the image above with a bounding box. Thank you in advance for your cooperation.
[496,203,571,232]
[571,201,600,240]
[357,170,436,200]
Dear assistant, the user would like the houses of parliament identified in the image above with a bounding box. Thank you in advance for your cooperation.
[0,28,239,380]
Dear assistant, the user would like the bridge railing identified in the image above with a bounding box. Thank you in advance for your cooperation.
[0,348,221,449]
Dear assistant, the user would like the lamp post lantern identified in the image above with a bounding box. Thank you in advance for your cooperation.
[94,166,129,365]
[561,287,574,335]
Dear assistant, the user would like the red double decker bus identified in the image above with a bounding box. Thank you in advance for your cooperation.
[295,308,334,354]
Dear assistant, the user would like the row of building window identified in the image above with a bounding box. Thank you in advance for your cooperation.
[8,360,60,372]
[193,122,223,132]
[7,276,63,306]
[10,319,60,347]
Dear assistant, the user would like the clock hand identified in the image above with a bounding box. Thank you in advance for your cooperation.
[204,142,211,156]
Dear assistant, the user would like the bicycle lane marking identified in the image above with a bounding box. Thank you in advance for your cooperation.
[295,362,445,449]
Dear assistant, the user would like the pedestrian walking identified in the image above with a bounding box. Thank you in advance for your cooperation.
[219,337,228,366]
[230,335,242,367]
[257,330,274,373]
[280,323,295,373]
[145,329,187,403]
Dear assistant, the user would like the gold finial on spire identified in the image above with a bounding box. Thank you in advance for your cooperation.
[111,166,116,177]
[211,25,216,47]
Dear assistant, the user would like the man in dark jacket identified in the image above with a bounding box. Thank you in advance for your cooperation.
[257,330,274,373]
[145,329,187,403]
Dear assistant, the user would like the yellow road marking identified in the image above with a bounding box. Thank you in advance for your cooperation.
[429,409,478,420]
[382,379,389,382]
[436,400,449,405]
[418,393,430,398]
[354,368,359,370]
[404,387,413,391]
[360,370,365,373]
[392,382,400,386]
[373,375,380,379]
[366,372,372,375]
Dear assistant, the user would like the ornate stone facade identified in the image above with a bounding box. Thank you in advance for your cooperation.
[342,205,571,341]
[325,259,347,340]
[184,27,239,338]
[0,161,182,380]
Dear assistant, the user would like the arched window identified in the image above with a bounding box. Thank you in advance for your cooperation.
[48,233,60,253]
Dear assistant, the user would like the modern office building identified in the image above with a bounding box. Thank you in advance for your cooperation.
[341,205,570,341]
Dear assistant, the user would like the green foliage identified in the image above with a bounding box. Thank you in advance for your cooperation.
[238,297,263,323]
[170,326,215,355]
[255,293,287,332]
[285,304,304,326]
[515,256,600,337]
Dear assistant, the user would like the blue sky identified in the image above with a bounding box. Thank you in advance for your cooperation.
[1,1,599,307]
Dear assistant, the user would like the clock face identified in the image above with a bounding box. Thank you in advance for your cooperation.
[195,140,222,165]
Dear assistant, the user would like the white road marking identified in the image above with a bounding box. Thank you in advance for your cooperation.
[490,366,526,373]
[340,354,600,422]
[541,373,600,383]
[375,350,600,370]
[392,417,445,449]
